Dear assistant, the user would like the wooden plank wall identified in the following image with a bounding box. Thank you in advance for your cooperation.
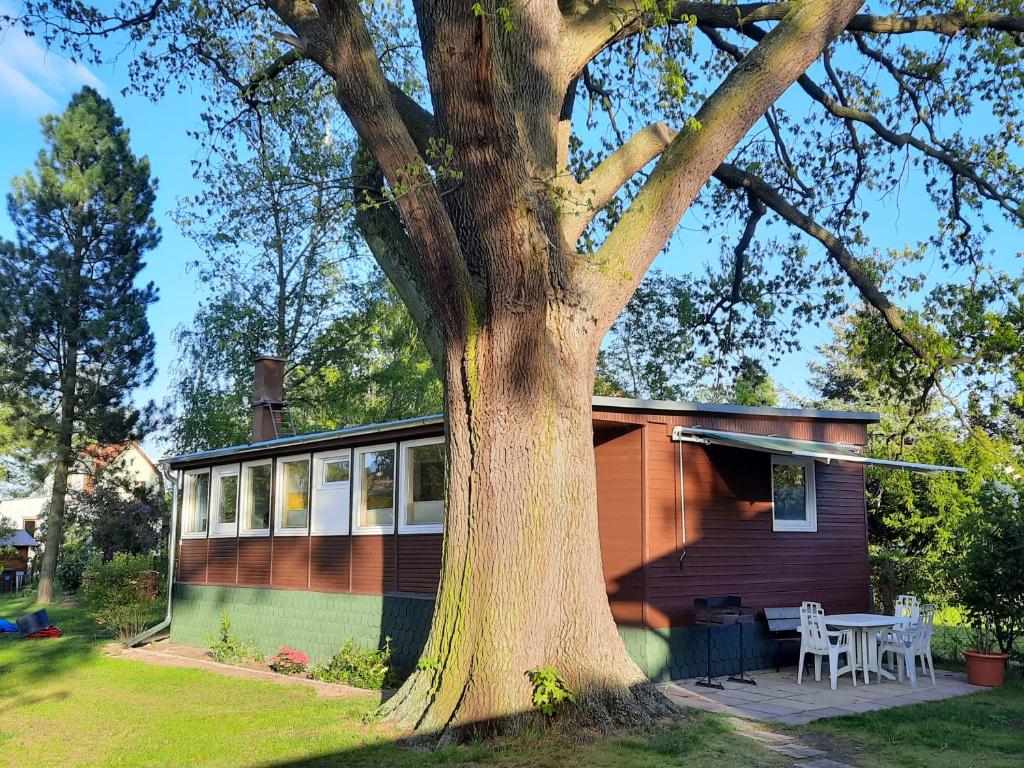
[595,426,645,625]
[177,408,871,619]
[643,442,869,626]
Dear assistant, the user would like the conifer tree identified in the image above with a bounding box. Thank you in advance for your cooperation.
[0,86,159,603]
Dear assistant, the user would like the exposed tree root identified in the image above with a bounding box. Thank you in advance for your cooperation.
[378,672,677,747]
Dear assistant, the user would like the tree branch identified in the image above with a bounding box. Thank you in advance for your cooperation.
[589,0,863,325]
[713,161,935,365]
[568,2,1024,77]
[564,121,676,244]
[736,23,1024,221]
[310,0,468,332]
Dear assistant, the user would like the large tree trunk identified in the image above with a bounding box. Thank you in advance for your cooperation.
[36,443,72,604]
[381,303,674,738]
[308,0,866,740]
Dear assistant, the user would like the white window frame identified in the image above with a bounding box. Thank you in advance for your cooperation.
[181,468,211,539]
[274,454,312,536]
[311,448,352,536]
[398,437,445,535]
[352,443,397,535]
[209,464,241,538]
[771,455,817,533]
[239,458,272,537]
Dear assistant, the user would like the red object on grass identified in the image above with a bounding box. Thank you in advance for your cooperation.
[24,626,62,639]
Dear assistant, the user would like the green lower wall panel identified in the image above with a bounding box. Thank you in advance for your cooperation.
[170,584,434,673]
[625,622,780,682]
[171,584,785,680]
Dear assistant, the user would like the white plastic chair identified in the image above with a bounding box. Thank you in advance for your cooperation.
[798,612,858,690]
[895,594,920,627]
[876,610,933,696]
[798,602,823,680]
[878,593,921,645]
[879,604,936,687]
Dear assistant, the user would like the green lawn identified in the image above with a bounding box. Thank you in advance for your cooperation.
[797,677,1024,768]
[0,592,782,768]
[0,592,1021,768]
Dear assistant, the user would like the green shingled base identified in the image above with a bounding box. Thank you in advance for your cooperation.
[170,584,433,673]
[171,585,781,681]
[627,623,780,682]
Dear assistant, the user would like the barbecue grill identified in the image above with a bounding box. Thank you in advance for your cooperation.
[693,595,757,688]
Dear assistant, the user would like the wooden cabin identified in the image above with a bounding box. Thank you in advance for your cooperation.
[163,358,955,680]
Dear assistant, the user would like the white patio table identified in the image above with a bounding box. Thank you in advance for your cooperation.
[825,613,897,685]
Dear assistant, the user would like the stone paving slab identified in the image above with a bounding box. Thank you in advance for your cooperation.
[661,667,987,724]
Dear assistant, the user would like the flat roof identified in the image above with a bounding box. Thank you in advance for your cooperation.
[163,396,878,468]
[591,395,879,423]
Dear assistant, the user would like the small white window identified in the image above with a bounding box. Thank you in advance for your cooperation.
[398,438,445,534]
[239,459,272,536]
[210,464,240,537]
[181,469,211,538]
[771,456,817,532]
[274,455,311,535]
[352,444,396,535]
[311,449,351,535]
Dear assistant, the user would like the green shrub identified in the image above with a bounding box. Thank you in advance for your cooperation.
[55,530,98,592]
[869,545,936,614]
[207,611,264,665]
[309,638,397,690]
[526,666,575,717]
[81,553,163,639]
[949,479,1024,659]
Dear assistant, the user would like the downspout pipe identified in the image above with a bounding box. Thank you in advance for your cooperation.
[125,465,179,648]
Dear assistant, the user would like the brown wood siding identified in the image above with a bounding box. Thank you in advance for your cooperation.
[310,536,351,592]
[644,439,869,628]
[207,538,238,585]
[595,427,645,625]
[0,547,29,571]
[173,408,871,630]
[177,539,208,583]
[397,535,443,595]
[351,535,396,593]
[593,409,868,446]
[271,536,310,589]
[237,537,272,586]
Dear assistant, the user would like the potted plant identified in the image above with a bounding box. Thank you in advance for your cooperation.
[951,479,1023,687]
[963,618,1009,687]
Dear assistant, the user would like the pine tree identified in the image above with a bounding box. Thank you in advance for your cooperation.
[0,86,160,603]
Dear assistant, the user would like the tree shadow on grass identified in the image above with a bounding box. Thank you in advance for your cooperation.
[244,708,781,768]
[242,682,782,768]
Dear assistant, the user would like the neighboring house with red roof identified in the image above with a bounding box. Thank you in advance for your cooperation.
[0,442,161,543]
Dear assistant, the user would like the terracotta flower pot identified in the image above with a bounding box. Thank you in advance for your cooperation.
[964,650,1009,687]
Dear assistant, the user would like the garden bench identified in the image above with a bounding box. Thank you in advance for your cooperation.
[764,606,804,672]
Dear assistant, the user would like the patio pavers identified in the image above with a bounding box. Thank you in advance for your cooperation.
[658,667,987,723]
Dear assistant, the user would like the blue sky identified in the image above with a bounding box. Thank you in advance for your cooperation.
[0,17,206,457]
[1,17,1020,461]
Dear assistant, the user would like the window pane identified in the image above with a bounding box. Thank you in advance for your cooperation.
[283,460,309,528]
[218,474,238,524]
[773,463,807,521]
[325,460,350,483]
[192,473,209,532]
[408,443,444,525]
[247,464,271,530]
[360,449,395,527]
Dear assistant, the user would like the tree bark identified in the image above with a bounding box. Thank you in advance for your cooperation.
[35,443,72,604]
[271,0,865,740]
[381,303,674,738]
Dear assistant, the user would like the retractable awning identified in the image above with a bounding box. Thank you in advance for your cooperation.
[671,426,966,475]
